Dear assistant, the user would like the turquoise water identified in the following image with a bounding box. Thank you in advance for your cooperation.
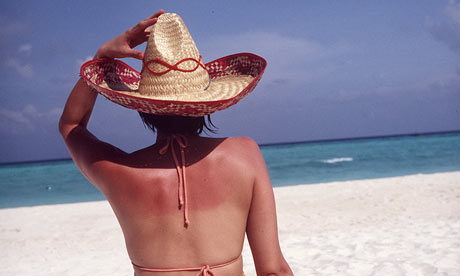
[1,132,459,208]
[262,132,460,186]
[0,160,105,208]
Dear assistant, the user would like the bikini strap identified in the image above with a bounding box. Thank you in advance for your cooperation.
[159,134,190,227]
[132,255,241,276]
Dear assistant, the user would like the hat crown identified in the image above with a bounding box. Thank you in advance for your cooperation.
[139,13,209,98]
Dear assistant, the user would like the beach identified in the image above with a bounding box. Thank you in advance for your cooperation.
[1,171,459,276]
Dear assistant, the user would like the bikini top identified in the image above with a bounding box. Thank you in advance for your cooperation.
[132,255,241,276]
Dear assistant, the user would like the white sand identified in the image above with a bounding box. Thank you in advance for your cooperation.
[1,172,459,276]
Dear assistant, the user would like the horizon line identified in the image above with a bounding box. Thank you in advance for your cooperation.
[258,129,460,147]
[1,129,459,166]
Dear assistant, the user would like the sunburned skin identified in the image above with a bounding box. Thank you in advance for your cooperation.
[95,137,255,272]
[101,137,252,216]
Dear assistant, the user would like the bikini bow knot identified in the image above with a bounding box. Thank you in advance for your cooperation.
[197,265,215,276]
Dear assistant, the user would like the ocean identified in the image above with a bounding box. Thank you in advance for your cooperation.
[1,131,459,208]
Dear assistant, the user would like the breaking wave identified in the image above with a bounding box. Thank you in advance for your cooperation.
[321,157,353,164]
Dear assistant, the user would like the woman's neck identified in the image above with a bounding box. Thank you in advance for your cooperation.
[155,131,200,144]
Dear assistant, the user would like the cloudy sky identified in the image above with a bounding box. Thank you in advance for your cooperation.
[1,0,459,163]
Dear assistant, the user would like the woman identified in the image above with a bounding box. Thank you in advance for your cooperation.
[59,10,293,276]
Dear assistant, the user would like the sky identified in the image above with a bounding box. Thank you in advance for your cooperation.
[0,0,459,163]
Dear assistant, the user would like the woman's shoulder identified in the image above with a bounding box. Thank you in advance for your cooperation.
[220,136,257,145]
[214,136,263,164]
[220,136,260,151]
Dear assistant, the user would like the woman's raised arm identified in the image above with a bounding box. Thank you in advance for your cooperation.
[58,10,164,185]
[59,9,164,140]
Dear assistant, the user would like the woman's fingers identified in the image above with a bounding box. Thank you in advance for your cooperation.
[125,49,144,60]
[96,10,164,59]
[147,9,164,20]
[134,17,157,33]
[127,10,164,47]
[134,10,164,33]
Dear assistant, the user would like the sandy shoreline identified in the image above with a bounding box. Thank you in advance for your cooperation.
[1,172,459,275]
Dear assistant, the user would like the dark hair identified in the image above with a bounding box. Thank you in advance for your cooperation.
[138,112,217,135]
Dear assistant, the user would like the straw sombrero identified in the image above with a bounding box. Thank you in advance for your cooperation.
[80,13,266,117]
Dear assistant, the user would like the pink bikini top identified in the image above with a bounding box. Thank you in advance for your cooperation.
[132,255,241,276]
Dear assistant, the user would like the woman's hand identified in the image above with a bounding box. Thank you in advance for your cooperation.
[94,9,164,60]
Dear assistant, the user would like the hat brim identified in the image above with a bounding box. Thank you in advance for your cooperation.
[80,53,266,117]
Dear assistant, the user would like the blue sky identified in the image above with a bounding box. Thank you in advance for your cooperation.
[1,0,459,163]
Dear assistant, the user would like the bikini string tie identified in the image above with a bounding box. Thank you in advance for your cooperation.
[198,265,215,276]
[131,255,241,275]
[159,134,189,227]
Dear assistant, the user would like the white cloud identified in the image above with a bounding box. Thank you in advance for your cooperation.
[0,15,28,37]
[210,32,322,59]
[75,56,93,73]
[204,31,347,64]
[6,58,34,79]
[21,104,62,121]
[18,43,32,55]
[76,56,93,67]
[201,31,351,85]
[0,107,31,125]
[4,42,34,78]
[0,107,33,134]
[426,0,460,53]
[0,105,62,135]
[446,0,460,24]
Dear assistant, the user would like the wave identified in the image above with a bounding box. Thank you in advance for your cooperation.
[321,157,353,164]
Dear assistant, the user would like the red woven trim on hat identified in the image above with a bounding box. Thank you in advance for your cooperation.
[142,56,206,76]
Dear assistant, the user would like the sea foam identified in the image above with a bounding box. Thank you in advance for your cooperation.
[321,157,353,164]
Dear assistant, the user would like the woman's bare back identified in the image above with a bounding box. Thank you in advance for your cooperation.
[92,136,259,275]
